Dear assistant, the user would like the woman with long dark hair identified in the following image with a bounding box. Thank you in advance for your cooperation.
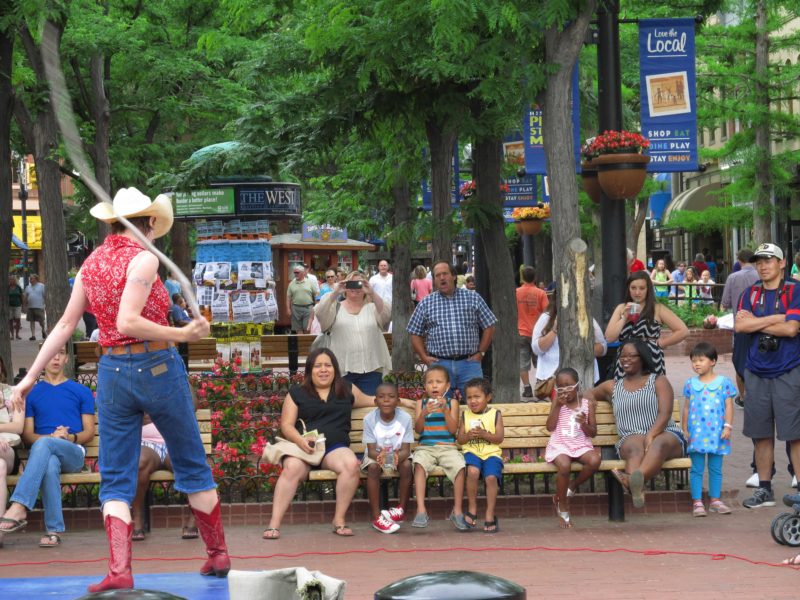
[588,339,686,508]
[262,348,378,539]
[605,271,688,379]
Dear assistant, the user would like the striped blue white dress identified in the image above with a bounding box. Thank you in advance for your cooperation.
[612,374,684,455]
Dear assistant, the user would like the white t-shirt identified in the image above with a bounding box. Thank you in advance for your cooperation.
[362,408,414,451]
[531,312,607,382]
[369,273,393,304]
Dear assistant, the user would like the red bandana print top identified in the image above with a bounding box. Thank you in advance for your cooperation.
[80,234,170,347]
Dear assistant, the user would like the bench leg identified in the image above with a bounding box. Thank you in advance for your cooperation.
[379,479,390,511]
[606,472,625,522]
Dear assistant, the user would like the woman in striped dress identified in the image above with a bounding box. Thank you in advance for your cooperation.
[588,340,686,509]
[605,271,688,380]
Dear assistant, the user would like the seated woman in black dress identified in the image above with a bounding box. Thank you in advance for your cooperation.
[588,339,685,508]
[262,348,377,539]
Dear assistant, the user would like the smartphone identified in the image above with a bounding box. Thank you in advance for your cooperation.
[345,280,363,289]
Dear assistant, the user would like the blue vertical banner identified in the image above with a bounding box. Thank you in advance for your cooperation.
[523,66,581,174]
[639,18,698,172]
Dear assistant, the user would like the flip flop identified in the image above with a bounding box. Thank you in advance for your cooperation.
[629,469,645,508]
[0,517,28,533]
[463,511,478,529]
[782,554,800,566]
[483,518,500,534]
[39,533,61,548]
[181,526,199,540]
[332,524,354,537]
[553,495,572,529]
[262,528,281,540]
[610,469,630,492]
[132,529,146,541]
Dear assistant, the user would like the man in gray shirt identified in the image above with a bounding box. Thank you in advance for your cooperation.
[23,273,47,341]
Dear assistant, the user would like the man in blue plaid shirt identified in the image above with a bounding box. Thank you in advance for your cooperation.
[408,262,497,398]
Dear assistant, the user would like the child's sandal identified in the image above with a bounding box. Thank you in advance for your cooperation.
[553,495,572,529]
[483,518,499,533]
[463,511,477,529]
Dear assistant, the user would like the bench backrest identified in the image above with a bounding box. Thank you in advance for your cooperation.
[345,401,683,455]
[73,339,218,372]
[15,409,213,462]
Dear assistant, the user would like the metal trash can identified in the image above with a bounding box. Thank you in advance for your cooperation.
[374,570,525,600]
[77,590,187,600]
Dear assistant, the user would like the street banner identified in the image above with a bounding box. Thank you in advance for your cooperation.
[639,18,698,171]
[523,66,581,174]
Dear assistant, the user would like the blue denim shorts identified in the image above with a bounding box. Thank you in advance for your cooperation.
[464,452,504,480]
[95,347,215,506]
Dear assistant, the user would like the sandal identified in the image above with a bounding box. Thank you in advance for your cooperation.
[783,554,800,566]
[0,517,28,533]
[332,524,354,537]
[39,533,61,548]
[610,469,630,492]
[132,529,146,541]
[629,469,645,509]
[262,527,281,540]
[463,511,477,529]
[483,518,500,534]
[553,495,572,529]
[181,526,199,539]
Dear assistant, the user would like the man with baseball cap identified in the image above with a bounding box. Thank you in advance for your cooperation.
[735,243,800,509]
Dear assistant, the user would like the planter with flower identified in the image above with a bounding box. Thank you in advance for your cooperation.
[582,130,650,200]
[580,144,602,203]
[458,181,508,229]
[512,204,550,236]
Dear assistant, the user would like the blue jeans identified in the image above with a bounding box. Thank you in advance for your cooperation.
[344,370,383,396]
[10,437,85,532]
[95,347,215,506]
[431,358,484,400]
[689,452,724,500]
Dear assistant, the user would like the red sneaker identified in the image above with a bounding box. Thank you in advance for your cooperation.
[372,514,400,534]
[381,506,405,523]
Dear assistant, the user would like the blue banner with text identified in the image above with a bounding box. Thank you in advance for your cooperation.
[639,18,698,172]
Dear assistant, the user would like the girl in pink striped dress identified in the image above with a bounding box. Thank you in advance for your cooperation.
[545,368,601,528]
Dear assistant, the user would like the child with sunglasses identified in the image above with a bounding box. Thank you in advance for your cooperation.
[544,367,601,528]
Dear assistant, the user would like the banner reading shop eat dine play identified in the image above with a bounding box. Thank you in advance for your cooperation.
[639,18,698,172]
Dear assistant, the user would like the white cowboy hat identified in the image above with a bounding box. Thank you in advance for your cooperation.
[90,187,174,239]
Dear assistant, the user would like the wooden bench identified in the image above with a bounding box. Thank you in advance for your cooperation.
[260,333,393,372]
[305,402,691,521]
[73,339,219,374]
[6,410,212,527]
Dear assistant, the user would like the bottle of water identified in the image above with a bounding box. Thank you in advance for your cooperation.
[382,436,395,470]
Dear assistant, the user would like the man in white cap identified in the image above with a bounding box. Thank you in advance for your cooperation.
[735,243,800,510]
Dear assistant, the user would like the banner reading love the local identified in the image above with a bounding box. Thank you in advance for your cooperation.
[523,66,581,175]
[639,18,698,172]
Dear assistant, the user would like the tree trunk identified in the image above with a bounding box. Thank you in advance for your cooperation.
[425,117,457,263]
[0,28,14,382]
[170,220,191,277]
[629,196,649,251]
[542,3,596,388]
[389,174,415,372]
[753,0,772,242]
[472,135,518,403]
[15,22,71,333]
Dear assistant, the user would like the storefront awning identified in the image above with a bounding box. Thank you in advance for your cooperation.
[12,215,42,250]
[661,182,724,223]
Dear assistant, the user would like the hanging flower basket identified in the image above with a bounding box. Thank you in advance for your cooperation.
[580,161,602,203]
[582,130,651,200]
[594,153,651,200]
[517,218,543,236]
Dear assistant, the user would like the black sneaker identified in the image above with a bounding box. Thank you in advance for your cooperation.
[743,487,775,509]
[734,395,744,409]
[522,386,533,398]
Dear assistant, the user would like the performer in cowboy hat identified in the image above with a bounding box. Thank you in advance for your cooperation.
[9,187,230,591]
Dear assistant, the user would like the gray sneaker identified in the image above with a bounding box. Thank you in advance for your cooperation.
[449,512,470,531]
[743,487,776,509]
[411,512,430,528]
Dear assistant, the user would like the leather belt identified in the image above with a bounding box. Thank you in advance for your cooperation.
[431,354,471,361]
[103,341,174,355]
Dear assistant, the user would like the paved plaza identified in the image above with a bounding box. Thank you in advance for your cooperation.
[1,336,798,597]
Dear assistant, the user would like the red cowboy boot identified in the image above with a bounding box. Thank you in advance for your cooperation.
[88,515,134,592]
[191,501,231,577]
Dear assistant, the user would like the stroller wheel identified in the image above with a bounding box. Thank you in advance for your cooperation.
[772,513,792,545]
[781,513,800,547]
